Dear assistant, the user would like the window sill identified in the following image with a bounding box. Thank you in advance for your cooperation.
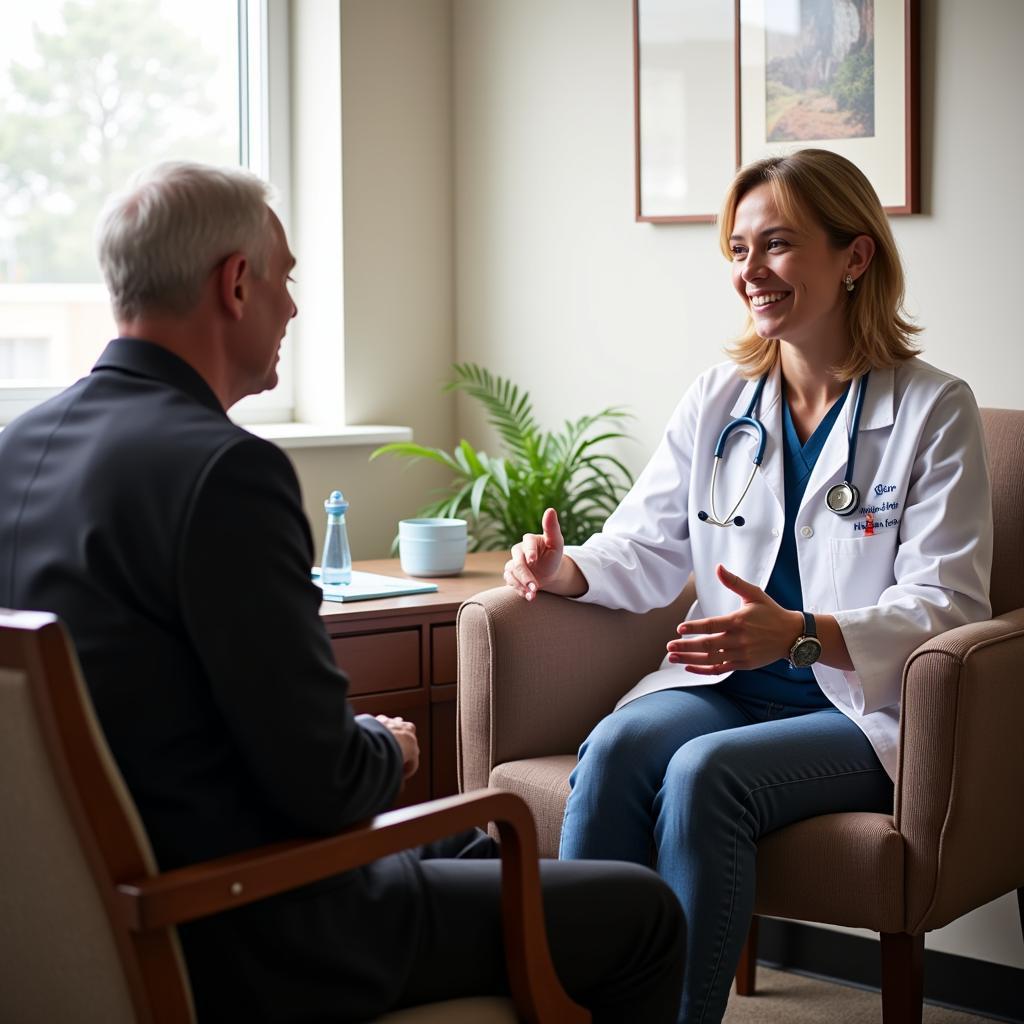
[0,421,412,450]
[247,423,412,450]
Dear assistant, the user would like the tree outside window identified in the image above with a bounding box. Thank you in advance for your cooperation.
[0,0,240,388]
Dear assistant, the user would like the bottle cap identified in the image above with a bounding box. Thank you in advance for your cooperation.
[325,490,349,513]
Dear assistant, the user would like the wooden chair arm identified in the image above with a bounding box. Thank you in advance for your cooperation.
[115,788,588,1024]
[897,607,1024,932]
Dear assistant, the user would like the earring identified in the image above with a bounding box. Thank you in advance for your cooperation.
[844,274,855,292]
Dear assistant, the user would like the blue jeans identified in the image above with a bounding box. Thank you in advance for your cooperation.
[559,687,894,1024]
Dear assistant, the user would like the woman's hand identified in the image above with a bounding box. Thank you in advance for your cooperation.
[665,564,803,674]
[504,507,588,600]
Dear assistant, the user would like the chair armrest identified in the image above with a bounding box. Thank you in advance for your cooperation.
[896,608,1024,932]
[457,584,693,792]
[115,788,588,1024]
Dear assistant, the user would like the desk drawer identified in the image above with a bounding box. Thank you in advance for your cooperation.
[331,629,421,695]
[431,624,457,685]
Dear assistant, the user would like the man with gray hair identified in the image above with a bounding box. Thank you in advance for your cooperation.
[0,161,684,1022]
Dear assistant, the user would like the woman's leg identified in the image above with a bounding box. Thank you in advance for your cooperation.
[559,688,748,864]
[655,706,894,1024]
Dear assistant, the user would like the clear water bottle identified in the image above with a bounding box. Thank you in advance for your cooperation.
[321,490,352,585]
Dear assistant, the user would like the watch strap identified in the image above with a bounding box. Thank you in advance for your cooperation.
[788,612,822,668]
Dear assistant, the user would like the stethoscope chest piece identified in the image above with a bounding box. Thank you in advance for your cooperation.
[825,481,860,516]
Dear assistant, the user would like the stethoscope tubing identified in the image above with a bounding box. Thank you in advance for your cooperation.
[706,454,757,527]
[843,372,868,487]
[699,370,869,527]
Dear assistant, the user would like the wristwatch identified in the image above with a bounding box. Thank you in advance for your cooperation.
[788,612,822,668]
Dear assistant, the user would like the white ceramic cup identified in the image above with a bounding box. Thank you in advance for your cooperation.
[398,518,468,577]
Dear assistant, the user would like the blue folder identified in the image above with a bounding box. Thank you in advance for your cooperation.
[312,568,439,603]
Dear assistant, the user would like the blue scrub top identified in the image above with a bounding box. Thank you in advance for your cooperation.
[719,381,851,708]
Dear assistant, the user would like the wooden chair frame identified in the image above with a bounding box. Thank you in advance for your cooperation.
[3,609,589,1024]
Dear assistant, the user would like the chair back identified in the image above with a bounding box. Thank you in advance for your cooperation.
[0,610,194,1024]
[980,408,1024,616]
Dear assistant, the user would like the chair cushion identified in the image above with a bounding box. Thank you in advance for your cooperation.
[489,759,907,932]
[754,812,905,932]
[376,996,517,1022]
[0,667,137,1023]
[490,757,575,859]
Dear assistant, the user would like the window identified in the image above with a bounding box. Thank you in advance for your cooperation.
[0,0,292,425]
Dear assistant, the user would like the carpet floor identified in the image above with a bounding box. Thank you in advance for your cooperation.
[721,967,996,1023]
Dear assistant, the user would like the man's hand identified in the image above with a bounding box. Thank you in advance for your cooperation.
[504,507,587,600]
[665,564,803,674]
[376,715,420,779]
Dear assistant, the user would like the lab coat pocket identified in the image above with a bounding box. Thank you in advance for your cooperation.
[829,536,894,612]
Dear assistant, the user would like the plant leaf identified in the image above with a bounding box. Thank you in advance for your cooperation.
[370,442,464,475]
[447,362,539,463]
[459,439,487,477]
[469,472,492,520]
[370,361,637,550]
[489,456,511,497]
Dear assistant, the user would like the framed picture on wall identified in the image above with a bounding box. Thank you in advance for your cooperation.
[634,0,920,221]
[737,0,920,214]
[633,0,737,222]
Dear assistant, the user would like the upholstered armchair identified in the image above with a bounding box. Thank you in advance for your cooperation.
[457,408,1024,1023]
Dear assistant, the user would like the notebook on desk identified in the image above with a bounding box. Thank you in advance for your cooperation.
[312,568,439,603]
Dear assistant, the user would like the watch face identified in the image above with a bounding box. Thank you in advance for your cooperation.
[790,637,823,668]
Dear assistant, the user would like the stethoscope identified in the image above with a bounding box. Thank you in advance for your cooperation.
[697,371,869,527]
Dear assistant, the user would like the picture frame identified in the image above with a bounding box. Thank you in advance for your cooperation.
[633,0,737,222]
[634,0,920,222]
[737,0,920,214]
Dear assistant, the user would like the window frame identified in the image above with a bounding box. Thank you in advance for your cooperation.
[230,0,295,425]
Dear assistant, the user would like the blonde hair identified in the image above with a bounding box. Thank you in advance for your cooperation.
[97,161,274,321]
[718,149,920,380]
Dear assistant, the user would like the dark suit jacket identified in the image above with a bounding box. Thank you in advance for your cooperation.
[0,339,422,1021]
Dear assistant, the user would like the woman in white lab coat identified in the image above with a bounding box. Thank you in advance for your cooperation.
[504,149,992,1024]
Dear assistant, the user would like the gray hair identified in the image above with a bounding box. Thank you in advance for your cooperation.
[96,161,274,322]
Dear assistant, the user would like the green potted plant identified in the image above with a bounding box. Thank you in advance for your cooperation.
[371,363,635,551]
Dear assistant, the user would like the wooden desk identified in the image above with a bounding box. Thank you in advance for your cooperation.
[318,550,507,807]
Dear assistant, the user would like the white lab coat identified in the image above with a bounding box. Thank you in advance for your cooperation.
[566,357,993,781]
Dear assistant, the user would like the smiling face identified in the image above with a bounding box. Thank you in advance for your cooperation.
[729,183,855,354]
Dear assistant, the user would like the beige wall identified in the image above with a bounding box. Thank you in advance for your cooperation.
[288,0,456,559]
[454,0,1023,459]
[453,0,1023,970]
